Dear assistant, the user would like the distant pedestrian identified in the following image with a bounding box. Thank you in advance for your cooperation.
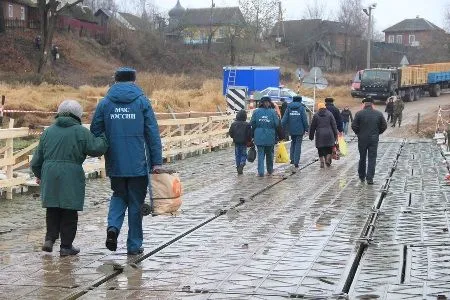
[229,110,252,175]
[281,96,309,168]
[309,102,338,168]
[251,97,279,177]
[352,97,387,185]
[340,107,353,135]
[31,100,108,256]
[51,45,59,61]
[385,96,394,123]
[34,35,41,50]
[392,96,405,127]
[280,98,289,141]
[91,67,163,255]
[325,97,343,133]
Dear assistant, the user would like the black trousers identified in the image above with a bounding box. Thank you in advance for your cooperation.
[45,208,78,248]
[387,113,393,123]
[358,140,378,181]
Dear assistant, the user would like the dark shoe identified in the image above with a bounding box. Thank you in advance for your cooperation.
[237,165,244,175]
[106,229,118,251]
[320,162,325,168]
[391,125,395,127]
[42,240,54,252]
[60,246,80,257]
[360,177,365,183]
[366,179,374,185]
[127,247,144,255]
[294,164,299,168]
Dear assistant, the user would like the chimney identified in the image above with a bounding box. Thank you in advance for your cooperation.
[416,15,420,18]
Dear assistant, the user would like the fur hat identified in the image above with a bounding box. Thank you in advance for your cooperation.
[115,67,136,82]
[324,97,334,103]
[293,96,302,102]
[362,97,374,103]
[58,100,83,119]
[260,96,272,102]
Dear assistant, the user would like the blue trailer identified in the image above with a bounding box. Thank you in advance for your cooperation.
[222,66,280,95]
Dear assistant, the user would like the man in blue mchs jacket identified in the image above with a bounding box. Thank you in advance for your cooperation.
[250,97,279,177]
[91,67,162,255]
[281,96,309,169]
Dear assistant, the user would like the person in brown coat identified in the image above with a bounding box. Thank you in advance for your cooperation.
[309,102,338,168]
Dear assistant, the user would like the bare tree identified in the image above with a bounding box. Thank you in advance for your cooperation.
[336,0,365,70]
[37,0,85,74]
[445,5,450,31]
[239,0,278,64]
[303,0,327,20]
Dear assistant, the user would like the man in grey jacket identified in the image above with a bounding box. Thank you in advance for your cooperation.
[352,97,387,185]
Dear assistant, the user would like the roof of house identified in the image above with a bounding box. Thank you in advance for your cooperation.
[180,7,245,27]
[316,41,342,58]
[59,4,97,23]
[383,18,444,33]
[10,0,37,7]
[118,12,151,31]
[94,8,112,18]
[271,19,360,49]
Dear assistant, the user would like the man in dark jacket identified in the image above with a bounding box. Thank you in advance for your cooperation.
[229,110,252,175]
[325,97,343,133]
[91,67,163,255]
[340,107,353,135]
[352,97,388,185]
[281,96,309,168]
[385,97,394,123]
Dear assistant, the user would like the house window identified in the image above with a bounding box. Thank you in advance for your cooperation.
[396,35,403,44]
[409,34,415,44]
[20,7,25,21]
[388,35,395,43]
[8,4,13,18]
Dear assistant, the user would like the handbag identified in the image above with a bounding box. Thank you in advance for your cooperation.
[332,144,340,160]
[247,146,256,163]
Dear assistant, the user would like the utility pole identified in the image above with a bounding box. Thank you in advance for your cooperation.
[276,1,285,43]
[363,3,376,69]
[207,0,215,51]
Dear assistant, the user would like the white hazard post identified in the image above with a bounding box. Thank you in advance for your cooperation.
[5,119,14,200]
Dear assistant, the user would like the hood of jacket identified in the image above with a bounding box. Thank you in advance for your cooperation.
[288,102,303,110]
[107,82,144,104]
[318,108,329,117]
[236,110,247,121]
[55,115,81,127]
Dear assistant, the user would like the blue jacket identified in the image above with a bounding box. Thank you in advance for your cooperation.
[250,107,279,146]
[91,82,162,177]
[281,102,309,136]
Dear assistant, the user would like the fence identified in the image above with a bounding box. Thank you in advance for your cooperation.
[4,19,40,30]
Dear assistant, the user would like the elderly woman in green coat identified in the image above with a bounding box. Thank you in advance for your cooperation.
[31,100,108,256]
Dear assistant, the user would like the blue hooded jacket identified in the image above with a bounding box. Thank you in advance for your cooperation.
[90,82,162,177]
[281,102,309,136]
[250,107,279,146]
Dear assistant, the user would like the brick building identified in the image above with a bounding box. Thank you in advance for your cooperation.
[0,0,39,29]
[383,17,446,47]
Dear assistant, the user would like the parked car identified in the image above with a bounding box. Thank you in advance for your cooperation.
[254,87,315,110]
[351,70,364,98]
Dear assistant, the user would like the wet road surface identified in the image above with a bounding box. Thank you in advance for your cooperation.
[1,138,449,299]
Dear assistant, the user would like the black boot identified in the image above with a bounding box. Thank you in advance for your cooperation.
[106,229,118,251]
[237,165,244,175]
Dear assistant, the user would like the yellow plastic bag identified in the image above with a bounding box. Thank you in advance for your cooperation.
[275,142,290,163]
[338,136,348,156]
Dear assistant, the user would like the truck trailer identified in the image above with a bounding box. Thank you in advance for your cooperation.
[358,62,450,101]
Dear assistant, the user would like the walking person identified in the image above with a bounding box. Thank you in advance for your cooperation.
[340,107,353,135]
[309,103,338,168]
[91,67,163,255]
[251,97,279,177]
[281,96,309,168]
[385,96,394,123]
[392,96,405,127]
[31,100,108,256]
[352,97,387,185]
[325,97,343,133]
[229,110,252,175]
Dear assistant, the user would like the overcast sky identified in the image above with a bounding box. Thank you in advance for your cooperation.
[151,0,449,32]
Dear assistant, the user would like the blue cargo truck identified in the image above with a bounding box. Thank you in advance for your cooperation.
[223,66,280,111]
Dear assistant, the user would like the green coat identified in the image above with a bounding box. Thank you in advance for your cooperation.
[393,99,405,115]
[31,115,108,211]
